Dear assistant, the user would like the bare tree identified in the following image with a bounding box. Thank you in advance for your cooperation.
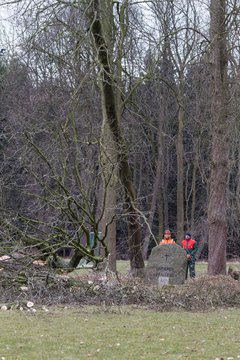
[208,0,229,275]
[89,0,145,276]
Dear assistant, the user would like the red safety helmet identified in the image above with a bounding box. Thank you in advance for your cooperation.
[164,229,171,235]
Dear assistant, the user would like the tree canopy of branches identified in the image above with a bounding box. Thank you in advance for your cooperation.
[0,0,239,276]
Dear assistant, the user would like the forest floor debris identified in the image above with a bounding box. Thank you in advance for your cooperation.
[0,262,240,312]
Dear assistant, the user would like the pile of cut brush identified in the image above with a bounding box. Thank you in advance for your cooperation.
[69,272,240,311]
[0,254,75,304]
[1,255,240,311]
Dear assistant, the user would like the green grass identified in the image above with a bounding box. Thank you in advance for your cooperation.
[1,259,240,359]
[70,260,240,278]
[0,307,240,359]
[117,260,240,275]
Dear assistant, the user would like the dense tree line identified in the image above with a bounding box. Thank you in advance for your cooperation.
[0,0,239,274]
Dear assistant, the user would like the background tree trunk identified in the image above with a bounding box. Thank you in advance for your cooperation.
[208,0,229,275]
[190,152,198,232]
[176,97,184,242]
[143,127,163,258]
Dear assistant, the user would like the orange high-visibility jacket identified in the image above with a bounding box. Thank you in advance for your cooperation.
[159,238,175,245]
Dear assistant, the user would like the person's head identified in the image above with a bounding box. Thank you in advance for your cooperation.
[164,229,171,238]
[185,232,191,240]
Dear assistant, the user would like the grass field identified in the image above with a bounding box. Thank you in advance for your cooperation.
[1,261,240,359]
[115,260,240,275]
[73,260,210,276]
[71,260,240,279]
[0,306,240,359]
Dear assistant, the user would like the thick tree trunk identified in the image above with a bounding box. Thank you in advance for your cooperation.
[208,0,229,275]
[97,0,117,273]
[100,118,117,272]
[90,0,144,275]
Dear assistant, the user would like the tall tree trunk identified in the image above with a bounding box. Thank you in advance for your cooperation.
[208,0,229,275]
[162,144,169,233]
[237,147,240,216]
[190,153,197,232]
[158,186,164,242]
[90,0,144,276]
[176,97,184,243]
[98,0,117,272]
[100,110,117,272]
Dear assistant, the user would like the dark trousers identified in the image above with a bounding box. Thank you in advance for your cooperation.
[186,260,196,279]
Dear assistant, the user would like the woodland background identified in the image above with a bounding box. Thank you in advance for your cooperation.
[0,0,239,275]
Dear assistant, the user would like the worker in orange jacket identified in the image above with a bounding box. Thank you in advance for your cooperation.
[181,232,198,279]
[159,229,176,245]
